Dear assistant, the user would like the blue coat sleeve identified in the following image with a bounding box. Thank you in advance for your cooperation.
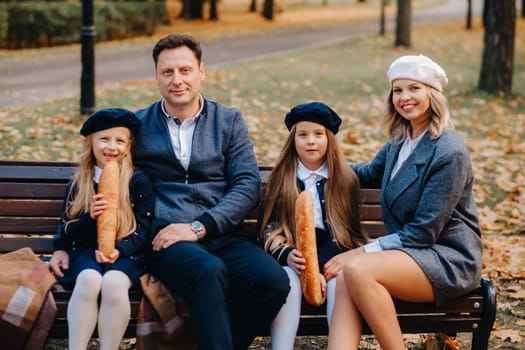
[53,182,97,252]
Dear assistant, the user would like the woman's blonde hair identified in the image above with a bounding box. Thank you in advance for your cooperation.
[260,125,367,259]
[382,85,453,142]
[65,134,136,240]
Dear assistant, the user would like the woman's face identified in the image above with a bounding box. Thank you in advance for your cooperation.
[294,121,328,170]
[91,126,132,168]
[392,78,431,132]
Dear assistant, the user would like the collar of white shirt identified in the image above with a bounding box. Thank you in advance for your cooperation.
[160,94,204,122]
[297,161,328,183]
[94,165,102,184]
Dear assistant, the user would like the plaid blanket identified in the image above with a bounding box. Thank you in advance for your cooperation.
[136,274,196,350]
[0,247,57,350]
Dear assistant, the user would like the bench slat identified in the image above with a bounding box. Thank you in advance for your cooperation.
[0,217,59,234]
[0,237,54,254]
[0,183,67,199]
[0,199,63,216]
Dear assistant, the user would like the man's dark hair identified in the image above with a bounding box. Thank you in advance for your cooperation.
[152,33,202,66]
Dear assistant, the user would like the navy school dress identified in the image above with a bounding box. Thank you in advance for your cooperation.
[53,168,154,289]
[263,178,342,271]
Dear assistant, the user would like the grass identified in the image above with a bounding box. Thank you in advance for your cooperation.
[1,1,523,349]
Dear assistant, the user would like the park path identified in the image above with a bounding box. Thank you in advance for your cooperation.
[0,0,483,109]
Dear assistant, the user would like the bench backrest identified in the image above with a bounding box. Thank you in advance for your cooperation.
[0,160,385,256]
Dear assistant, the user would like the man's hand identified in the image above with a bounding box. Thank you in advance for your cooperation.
[152,223,198,251]
[49,250,70,278]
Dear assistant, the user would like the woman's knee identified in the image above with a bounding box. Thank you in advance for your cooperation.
[342,255,369,286]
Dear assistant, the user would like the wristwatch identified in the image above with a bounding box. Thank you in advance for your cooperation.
[190,221,206,241]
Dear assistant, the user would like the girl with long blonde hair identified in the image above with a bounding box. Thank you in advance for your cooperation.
[49,108,154,350]
[259,102,368,350]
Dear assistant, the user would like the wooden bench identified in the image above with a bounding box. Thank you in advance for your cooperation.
[0,160,497,349]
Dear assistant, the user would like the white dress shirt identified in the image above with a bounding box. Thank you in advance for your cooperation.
[297,161,328,230]
[161,95,204,170]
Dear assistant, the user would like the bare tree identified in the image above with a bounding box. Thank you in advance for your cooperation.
[479,0,516,94]
[263,0,274,20]
[209,0,218,20]
[180,0,218,20]
[250,0,257,12]
[395,0,411,47]
[466,0,472,29]
[380,0,387,36]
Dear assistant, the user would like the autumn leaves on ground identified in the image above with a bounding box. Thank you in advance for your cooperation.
[0,1,523,349]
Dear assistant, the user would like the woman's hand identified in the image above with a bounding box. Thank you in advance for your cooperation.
[287,248,306,275]
[95,249,119,264]
[90,193,108,220]
[323,246,365,281]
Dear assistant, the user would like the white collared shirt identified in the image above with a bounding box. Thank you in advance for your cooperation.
[94,166,102,184]
[390,130,427,179]
[297,161,328,230]
[161,95,204,170]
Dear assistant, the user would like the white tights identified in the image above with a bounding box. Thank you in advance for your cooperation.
[67,269,132,350]
[271,266,337,350]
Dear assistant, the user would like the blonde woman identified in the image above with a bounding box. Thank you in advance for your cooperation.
[49,108,153,350]
[328,55,483,350]
[259,102,368,350]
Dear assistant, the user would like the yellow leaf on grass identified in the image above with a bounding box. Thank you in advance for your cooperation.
[492,328,523,343]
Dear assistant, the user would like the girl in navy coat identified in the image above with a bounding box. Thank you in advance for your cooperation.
[259,102,368,350]
[327,55,483,350]
[49,108,154,350]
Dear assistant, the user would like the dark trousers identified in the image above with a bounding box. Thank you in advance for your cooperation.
[149,240,290,350]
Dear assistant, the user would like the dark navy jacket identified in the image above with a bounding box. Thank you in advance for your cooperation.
[53,169,154,261]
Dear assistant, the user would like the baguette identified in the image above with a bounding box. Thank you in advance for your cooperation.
[97,160,120,257]
[295,190,324,307]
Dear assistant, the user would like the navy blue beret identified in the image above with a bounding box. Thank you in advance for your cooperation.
[80,108,140,136]
[285,102,342,135]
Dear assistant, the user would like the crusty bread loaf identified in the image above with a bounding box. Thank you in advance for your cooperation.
[97,160,119,257]
[295,190,324,307]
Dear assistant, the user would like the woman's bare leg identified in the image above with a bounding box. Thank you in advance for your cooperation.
[327,273,362,350]
[343,250,434,350]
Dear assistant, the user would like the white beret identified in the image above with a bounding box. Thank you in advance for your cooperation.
[387,55,448,92]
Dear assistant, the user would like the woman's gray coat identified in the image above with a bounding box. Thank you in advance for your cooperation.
[351,130,483,305]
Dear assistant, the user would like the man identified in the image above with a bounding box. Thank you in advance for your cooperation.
[132,33,290,350]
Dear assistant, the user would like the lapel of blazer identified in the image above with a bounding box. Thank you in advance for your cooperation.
[383,132,435,210]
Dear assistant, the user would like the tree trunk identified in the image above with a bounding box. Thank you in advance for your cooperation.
[190,0,204,19]
[209,0,219,20]
[380,0,386,36]
[250,0,257,12]
[522,0,525,18]
[482,0,488,26]
[395,0,411,47]
[263,0,273,20]
[478,0,516,94]
[466,0,472,29]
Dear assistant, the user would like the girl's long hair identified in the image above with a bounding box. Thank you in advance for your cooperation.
[382,86,453,142]
[260,125,367,259]
[65,134,136,240]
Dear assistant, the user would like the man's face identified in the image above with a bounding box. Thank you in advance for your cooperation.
[155,46,205,116]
